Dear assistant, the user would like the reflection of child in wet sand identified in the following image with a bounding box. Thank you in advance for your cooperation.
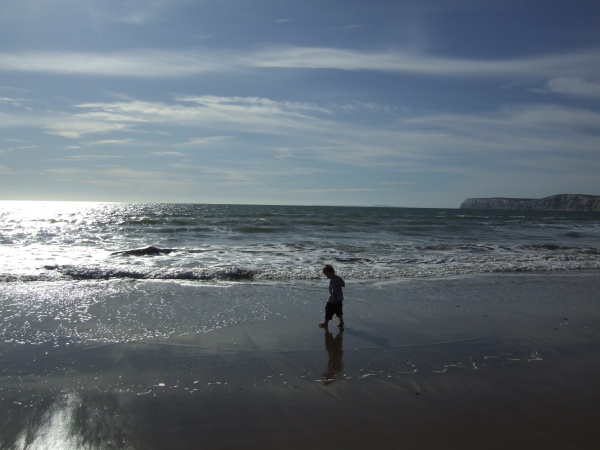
[319,264,345,329]
[322,329,344,385]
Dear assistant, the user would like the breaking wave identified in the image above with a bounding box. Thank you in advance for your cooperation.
[2,249,599,283]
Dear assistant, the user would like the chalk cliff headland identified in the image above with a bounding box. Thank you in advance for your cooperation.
[460,194,600,211]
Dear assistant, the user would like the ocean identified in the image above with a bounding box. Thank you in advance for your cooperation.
[2,201,600,282]
[1,201,600,449]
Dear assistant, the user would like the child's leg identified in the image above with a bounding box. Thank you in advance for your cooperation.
[336,304,345,327]
[320,303,334,327]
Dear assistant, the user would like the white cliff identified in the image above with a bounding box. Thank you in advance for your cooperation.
[460,194,600,211]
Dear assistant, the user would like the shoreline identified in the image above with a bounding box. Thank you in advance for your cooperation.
[1,271,599,449]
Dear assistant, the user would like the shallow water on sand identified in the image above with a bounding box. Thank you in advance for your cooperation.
[1,272,599,449]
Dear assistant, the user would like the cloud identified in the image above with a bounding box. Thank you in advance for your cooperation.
[2,47,599,79]
[0,165,13,174]
[43,166,196,191]
[63,154,125,161]
[175,136,231,148]
[87,139,134,146]
[0,86,29,93]
[46,96,333,140]
[4,95,599,204]
[247,46,600,78]
[118,10,154,24]
[36,93,600,184]
[535,77,600,98]
[4,88,594,200]
[331,24,367,31]
[379,181,414,186]
[177,95,331,115]
[165,163,281,187]
[292,188,377,193]
[151,151,185,157]
[0,97,29,107]
[400,104,600,162]
[46,120,132,139]
[200,167,271,186]
[0,109,52,129]
[109,0,182,25]
[0,50,227,78]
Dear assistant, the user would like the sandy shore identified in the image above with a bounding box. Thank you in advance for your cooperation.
[1,272,599,449]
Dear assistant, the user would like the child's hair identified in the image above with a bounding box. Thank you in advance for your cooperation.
[322,264,335,275]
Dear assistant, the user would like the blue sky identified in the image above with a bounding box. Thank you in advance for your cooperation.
[1,0,599,207]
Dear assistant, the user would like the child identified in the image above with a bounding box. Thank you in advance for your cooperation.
[319,264,345,329]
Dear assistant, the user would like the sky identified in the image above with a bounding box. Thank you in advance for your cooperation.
[1,0,599,208]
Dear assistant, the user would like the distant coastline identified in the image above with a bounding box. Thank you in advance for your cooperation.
[460,194,600,211]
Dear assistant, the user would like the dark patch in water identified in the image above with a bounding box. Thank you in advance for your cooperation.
[111,246,176,257]
[564,231,582,238]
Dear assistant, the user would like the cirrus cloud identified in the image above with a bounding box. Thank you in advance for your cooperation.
[535,77,600,98]
[1,47,599,80]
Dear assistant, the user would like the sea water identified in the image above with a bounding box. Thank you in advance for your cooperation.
[1,201,599,347]
[2,201,599,281]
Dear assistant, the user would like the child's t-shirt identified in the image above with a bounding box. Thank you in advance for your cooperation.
[329,275,345,303]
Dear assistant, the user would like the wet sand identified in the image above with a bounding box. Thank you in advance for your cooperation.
[1,272,600,449]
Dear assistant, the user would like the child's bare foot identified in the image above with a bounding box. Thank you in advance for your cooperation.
[318,322,328,328]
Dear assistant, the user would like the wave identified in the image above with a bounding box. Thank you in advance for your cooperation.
[49,265,257,281]
[2,251,599,283]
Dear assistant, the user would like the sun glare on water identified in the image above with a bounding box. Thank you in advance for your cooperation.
[0,200,109,220]
[0,201,117,276]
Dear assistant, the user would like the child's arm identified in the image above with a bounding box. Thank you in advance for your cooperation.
[330,293,338,304]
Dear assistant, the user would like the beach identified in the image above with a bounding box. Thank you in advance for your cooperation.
[2,271,599,449]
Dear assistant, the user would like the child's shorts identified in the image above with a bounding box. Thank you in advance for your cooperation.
[325,302,343,320]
